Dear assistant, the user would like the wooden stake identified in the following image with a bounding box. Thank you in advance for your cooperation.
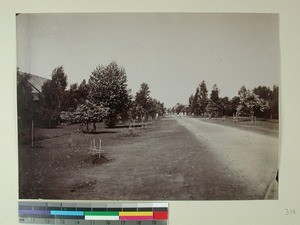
[31,120,34,147]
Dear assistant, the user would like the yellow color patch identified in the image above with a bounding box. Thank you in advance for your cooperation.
[119,211,153,216]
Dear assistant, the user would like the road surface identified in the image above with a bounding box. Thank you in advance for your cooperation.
[175,115,278,199]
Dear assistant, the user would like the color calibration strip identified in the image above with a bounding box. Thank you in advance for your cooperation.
[19,202,168,224]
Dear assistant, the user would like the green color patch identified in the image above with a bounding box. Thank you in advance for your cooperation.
[84,211,119,216]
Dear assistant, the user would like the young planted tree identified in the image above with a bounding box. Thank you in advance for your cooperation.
[89,61,132,127]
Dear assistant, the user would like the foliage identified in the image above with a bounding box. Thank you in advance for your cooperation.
[269,85,279,119]
[39,66,68,127]
[230,96,240,115]
[89,61,131,127]
[187,81,278,119]
[77,79,90,104]
[38,108,61,128]
[173,103,187,114]
[189,81,209,116]
[206,84,222,117]
[41,66,68,111]
[237,86,269,117]
[132,83,165,120]
[17,69,33,128]
[253,85,279,119]
[132,83,151,119]
[64,100,109,133]
[63,83,79,110]
[220,97,234,116]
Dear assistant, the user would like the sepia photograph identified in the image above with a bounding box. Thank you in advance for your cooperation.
[17,13,279,200]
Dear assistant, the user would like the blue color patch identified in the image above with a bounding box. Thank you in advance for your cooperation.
[50,210,84,216]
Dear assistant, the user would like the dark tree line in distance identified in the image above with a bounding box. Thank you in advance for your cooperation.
[172,80,278,119]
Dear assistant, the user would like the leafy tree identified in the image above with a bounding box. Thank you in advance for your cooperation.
[77,79,90,104]
[230,96,240,116]
[206,84,222,117]
[17,69,33,128]
[65,100,109,133]
[148,98,165,118]
[192,87,200,115]
[132,83,165,120]
[64,83,79,110]
[89,61,132,127]
[220,97,233,116]
[237,85,269,117]
[39,66,68,127]
[188,94,194,115]
[42,66,67,110]
[133,83,151,119]
[173,103,186,114]
[269,85,279,119]
[253,86,272,118]
[196,81,209,116]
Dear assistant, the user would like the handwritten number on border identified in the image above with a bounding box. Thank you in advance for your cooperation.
[285,209,296,215]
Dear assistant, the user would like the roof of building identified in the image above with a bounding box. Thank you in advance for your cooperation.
[19,72,49,94]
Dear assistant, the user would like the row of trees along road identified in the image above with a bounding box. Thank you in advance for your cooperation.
[17,61,166,132]
[172,80,278,119]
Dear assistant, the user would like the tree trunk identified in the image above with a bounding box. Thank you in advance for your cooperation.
[92,122,96,133]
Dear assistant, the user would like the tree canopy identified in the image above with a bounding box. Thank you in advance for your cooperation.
[89,61,132,127]
[237,86,269,117]
[64,100,109,133]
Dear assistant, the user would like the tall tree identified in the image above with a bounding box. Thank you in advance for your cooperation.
[77,79,90,104]
[188,94,194,115]
[220,96,233,116]
[197,81,209,116]
[230,96,240,116]
[40,66,68,127]
[132,83,165,119]
[89,61,131,127]
[192,87,200,115]
[64,83,79,110]
[206,84,222,117]
[17,69,33,128]
[133,83,151,119]
[41,66,68,111]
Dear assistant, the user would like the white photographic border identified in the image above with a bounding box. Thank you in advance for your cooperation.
[1,1,300,225]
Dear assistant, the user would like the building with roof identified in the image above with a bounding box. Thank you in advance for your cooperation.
[19,72,49,101]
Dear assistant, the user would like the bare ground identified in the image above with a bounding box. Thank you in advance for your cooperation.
[19,115,278,200]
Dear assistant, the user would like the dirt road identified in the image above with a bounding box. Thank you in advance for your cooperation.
[175,116,278,199]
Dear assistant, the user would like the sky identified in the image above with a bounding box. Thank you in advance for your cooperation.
[16,13,279,108]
